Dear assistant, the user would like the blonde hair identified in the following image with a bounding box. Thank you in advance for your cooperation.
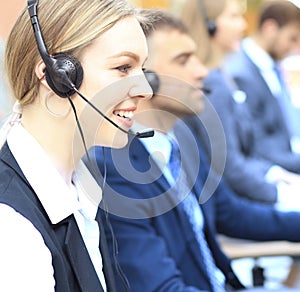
[180,0,226,65]
[5,0,135,105]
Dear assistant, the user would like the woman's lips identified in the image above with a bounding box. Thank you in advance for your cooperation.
[113,109,135,128]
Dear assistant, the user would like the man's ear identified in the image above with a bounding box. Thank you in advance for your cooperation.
[262,18,279,35]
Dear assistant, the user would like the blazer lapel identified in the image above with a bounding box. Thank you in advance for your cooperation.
[64,216,104,292]
[130,137,181,217]
[130,137,170,189]
[97,210,118,292]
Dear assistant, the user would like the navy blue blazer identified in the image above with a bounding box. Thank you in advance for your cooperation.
[224,48,300,174]
[91,121,300,292]
[186,68,278,203]
[0,143,116,292]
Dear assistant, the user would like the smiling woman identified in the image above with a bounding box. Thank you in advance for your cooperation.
[0,0,152,291]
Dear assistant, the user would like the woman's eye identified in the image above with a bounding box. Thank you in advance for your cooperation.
[178,57,188,66]
[116,65,132,74]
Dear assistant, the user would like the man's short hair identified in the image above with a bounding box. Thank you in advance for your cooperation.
[138,9,189,37]
[259,0,300,28]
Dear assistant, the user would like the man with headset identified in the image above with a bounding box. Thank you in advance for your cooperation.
[91,9,300,292]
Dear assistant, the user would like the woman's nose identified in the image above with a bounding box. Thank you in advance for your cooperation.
[129,73,153,100]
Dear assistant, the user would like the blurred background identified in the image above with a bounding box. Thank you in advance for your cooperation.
[0,0,264,41]
[128,0,263,34]
[0,0,264,119]
[0,0,300,120]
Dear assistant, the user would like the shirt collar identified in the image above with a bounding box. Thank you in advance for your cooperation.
[72,160,102,221]
[7,123,80,224]
[139,128,176,170]
[242,37,276,73]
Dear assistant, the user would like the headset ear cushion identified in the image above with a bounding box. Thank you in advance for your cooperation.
[45,53,84,98]
[144,70,160,95]
[207,19,217,37]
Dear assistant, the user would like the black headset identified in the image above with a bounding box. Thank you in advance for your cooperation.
[27,0,83,98]
[198,0,217,37]
[27,0,160,99]
[144,70,160,96]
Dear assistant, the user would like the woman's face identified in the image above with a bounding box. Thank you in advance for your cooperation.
[77,16,152,148]
[213,0,247,53]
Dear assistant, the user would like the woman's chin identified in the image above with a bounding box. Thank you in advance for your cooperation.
[112,137,128,149]
[97,134,128,149]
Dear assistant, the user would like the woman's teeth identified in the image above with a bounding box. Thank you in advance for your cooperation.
[114,110,134,120]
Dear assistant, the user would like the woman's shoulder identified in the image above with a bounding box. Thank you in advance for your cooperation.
[0,142,29,194]
[0,148,45,225]
[0,153,25,195]
[0,158,19,194]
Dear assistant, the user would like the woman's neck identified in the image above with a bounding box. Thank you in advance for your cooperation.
[21,105,83,184]
[206,42,227,70]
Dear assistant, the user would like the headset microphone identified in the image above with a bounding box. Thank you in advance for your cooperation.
[134,130,155,138]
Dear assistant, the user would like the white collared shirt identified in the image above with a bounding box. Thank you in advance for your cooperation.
[0,124,106,291]
[242,37,282,97]
[140,130,205,226]
[140,130,173,184]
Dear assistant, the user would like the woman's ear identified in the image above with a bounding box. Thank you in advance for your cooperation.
[35,59,52,90]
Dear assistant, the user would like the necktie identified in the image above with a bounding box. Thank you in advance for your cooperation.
[168,137,225,292]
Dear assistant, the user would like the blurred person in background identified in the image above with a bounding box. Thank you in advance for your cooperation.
[281,40,300,111]
[181,0,300,209]
[224,0,300,157]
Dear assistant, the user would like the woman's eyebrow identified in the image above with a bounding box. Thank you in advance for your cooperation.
[108,51,140,63]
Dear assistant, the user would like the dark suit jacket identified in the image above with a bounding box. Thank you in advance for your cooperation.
[186,68,278,203]
[224,48,300,174]
[0,143,116,292]
[91,121,300,292]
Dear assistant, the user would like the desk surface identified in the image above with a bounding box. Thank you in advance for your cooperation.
[218,235,300,259]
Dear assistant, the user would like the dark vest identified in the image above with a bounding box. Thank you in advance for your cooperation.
[0,143,116,292]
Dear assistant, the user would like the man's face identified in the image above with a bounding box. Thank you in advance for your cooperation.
[267,21,300,60]
[146,29,208,117]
